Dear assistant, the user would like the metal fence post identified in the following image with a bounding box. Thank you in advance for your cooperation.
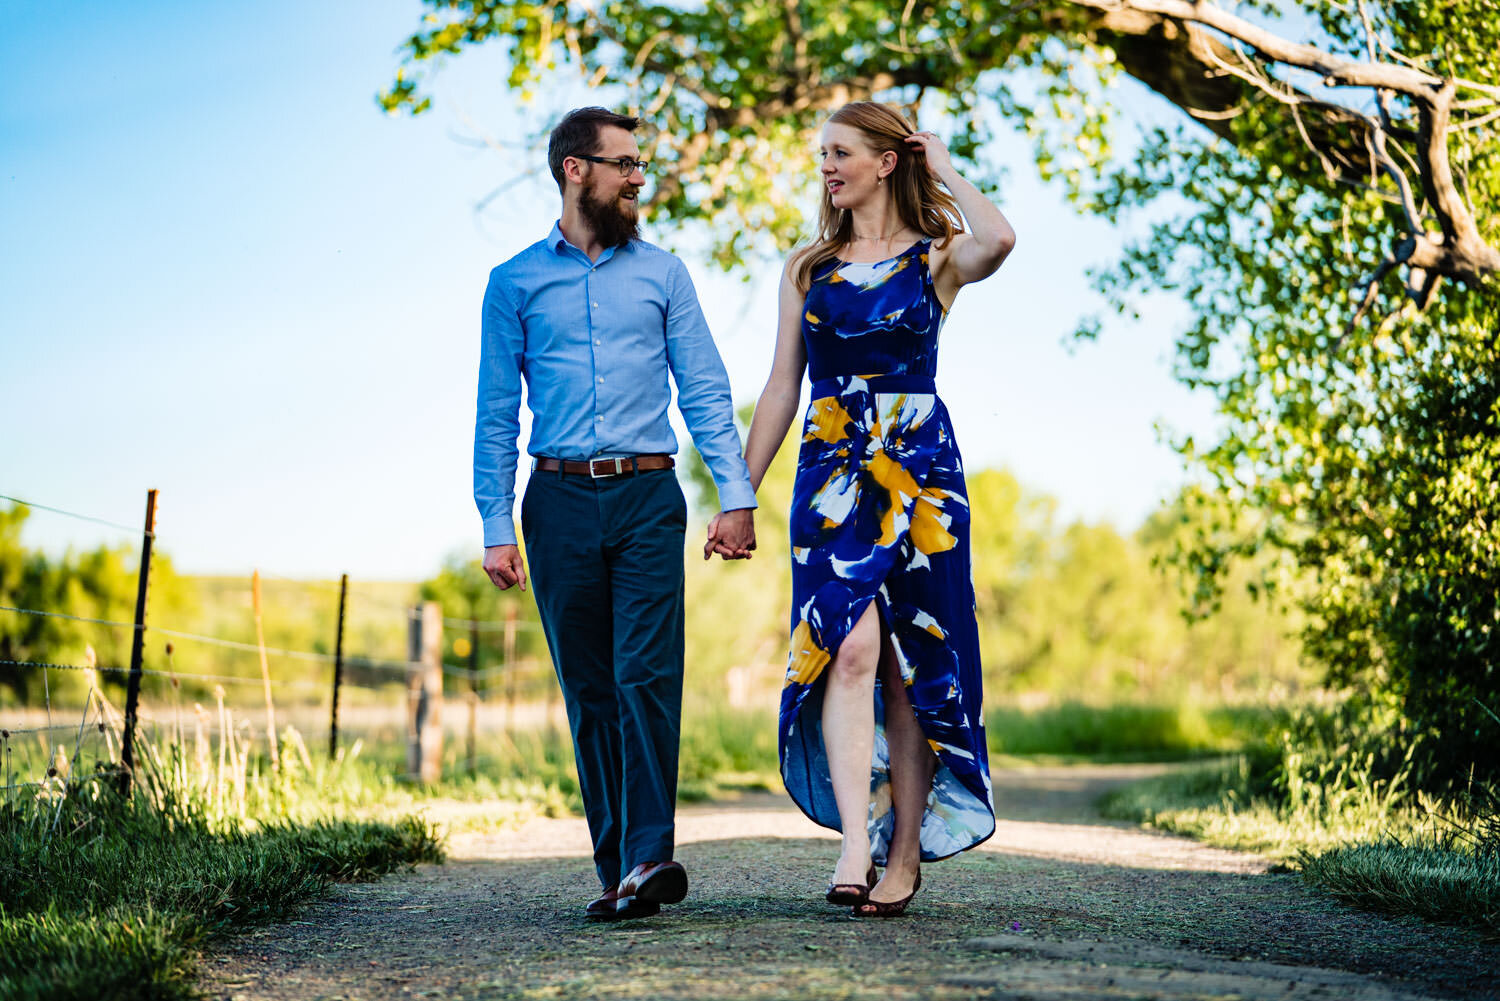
[329,573,347,758]
[119,488,157,797]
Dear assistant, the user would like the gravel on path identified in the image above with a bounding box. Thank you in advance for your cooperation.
[207,764,1497,1001]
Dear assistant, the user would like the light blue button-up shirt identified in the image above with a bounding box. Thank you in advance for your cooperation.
[475,223,757,547]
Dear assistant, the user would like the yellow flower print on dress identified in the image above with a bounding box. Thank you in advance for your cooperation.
[786,619,830,685]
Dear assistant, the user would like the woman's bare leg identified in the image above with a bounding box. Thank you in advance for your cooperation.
[865,643,936,904]
[820,602,881,887]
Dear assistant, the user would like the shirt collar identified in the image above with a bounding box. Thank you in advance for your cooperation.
[547,221,633,266]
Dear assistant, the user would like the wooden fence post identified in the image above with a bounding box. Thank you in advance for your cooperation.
[251,570,280,771]
[329,573,347,759]
[406,601,443,783]
[119,488,157,796]
[466,620,479,775]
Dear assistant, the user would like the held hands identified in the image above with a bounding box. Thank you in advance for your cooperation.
[483,544,528,591]
[703,509,756,561]
[905,130,954,176]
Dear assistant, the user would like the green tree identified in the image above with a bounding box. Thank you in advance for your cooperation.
[385,1,1500,787]
[972,481,1306,702]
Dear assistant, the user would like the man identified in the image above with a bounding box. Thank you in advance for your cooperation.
[475,106,756,920]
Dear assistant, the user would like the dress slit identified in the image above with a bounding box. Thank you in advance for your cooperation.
[780,514,994,864]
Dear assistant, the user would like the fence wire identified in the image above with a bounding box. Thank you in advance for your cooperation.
[0,657,330,691]
[0,604,136,629]
[0,722,94,737]
[3,488,560,801]
[0,492,149,536]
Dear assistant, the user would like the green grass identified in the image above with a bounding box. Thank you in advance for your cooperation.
[984,700,1273,760]
[1099,742,1500,938]
[0,783,442,1001]
[678,705,782,800]
[0,904,200,1001]
[1097,755,1428,858]
[0,717,444,1001]
[1300,842,1500,937]
[1298,779,1500,938]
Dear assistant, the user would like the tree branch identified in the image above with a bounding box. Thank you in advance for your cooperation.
[1062,0,1498,297]
[1071,0,1445,93]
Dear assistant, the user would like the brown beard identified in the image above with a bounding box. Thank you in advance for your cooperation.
[579,176,640,249]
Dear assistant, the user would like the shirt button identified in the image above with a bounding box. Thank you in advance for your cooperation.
[597,376,604,383]
[594,339,601,345]
[596,414,604,422]
[591,302,599,308]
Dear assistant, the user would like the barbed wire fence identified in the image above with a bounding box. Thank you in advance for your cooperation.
[0,488,551,807]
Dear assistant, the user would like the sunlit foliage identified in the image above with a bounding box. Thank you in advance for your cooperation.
[384,1,1499,790]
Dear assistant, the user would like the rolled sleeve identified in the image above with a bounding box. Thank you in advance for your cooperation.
[474,269,526,547]
[664,259,757,512]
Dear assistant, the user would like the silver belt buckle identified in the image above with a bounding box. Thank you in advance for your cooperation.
[589,457,626,478]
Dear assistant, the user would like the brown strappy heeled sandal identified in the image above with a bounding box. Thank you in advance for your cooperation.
[854,869,921,918]
[825,864,879,905]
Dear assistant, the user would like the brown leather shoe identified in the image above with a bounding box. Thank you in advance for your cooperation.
[615,860,687,917]
[585,884,622,919]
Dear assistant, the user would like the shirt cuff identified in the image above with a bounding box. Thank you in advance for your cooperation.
[716,480,758,513]
[482,515,518,548]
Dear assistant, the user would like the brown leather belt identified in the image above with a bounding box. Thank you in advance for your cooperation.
[533,455,675,478]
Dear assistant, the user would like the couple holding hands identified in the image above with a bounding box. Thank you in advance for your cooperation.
[475,102,1015,919]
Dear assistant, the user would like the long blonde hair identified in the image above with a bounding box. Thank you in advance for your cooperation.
[792,102,963,292]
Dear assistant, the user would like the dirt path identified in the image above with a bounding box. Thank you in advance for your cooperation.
[207,765,1497,1000]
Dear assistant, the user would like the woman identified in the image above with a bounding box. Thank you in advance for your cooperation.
[715,101,1015,916]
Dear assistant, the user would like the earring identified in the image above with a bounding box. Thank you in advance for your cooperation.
[878,176,885,185]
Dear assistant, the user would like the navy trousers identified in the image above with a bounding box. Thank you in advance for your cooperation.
[521,466,686,889]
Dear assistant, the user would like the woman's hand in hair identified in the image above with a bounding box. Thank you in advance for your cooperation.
[905,131,954,176]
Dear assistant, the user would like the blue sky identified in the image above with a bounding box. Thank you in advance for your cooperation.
[2,0,1219,580]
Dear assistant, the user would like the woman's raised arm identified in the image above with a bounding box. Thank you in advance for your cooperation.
[905,131,1016,306]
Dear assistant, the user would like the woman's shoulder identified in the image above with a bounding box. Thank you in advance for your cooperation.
[924,230,971,267]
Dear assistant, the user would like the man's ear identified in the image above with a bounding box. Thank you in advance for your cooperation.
[562,156,588,187]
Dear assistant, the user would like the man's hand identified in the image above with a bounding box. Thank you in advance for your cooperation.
[703,509,756,561]
[483,544,528,590]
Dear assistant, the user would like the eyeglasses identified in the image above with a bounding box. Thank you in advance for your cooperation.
[574,154,650,176]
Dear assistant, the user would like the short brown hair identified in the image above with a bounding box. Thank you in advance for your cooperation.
[547,107,641,193]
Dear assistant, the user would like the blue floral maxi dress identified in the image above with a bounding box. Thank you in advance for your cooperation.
[780,239,995,864]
